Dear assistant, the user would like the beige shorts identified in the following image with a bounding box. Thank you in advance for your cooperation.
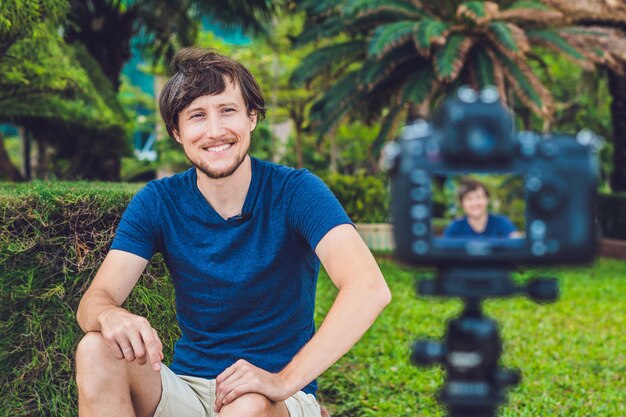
[153,364,321,417]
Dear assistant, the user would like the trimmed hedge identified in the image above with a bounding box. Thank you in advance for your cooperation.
[598,192,626,240]
[0,182,179,417]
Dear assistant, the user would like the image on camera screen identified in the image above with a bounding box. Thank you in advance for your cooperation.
[430,174,526,252]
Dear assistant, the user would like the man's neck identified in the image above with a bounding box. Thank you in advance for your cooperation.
[467,214,488,233]
[196,156,252,220]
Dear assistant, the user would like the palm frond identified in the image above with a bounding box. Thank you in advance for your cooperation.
[290,41,365,86]
[469,48,495,87]
[343,0,424,20]
[456,1,500,24]
[362,43,417,88]
[297,0,340,16]
[372,104,406,155]
[491,48,553,118]
[294,14,347,46]
[369,21,418,59]
[310,70,364,133]
[559,27,626,75]
[484,49,508,105]
[507,0,551,11]
[434,33,473,81]
[527,29,594,70]
[401,64,437,104]
[413,18,450,56]
[486,22,529,56]
[496,0,563,23]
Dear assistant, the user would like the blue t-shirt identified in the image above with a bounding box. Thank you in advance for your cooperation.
[443,214,516,238]
[110,157,352,395]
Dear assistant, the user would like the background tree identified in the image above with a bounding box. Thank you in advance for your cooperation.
[543,0,626,190]
[0,0,69,180]
[4,0,292,181]
[292,0,626,161]
[64,0,291,91]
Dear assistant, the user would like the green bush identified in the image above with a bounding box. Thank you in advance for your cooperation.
[0,182,179,417]
[597,192,626,240]
[321,172,389,223]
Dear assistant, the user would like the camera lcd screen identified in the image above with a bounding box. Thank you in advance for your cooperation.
[430,174,526,253]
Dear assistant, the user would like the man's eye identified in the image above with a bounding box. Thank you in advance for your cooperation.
[223,108,235,113]
[190,113,203,119]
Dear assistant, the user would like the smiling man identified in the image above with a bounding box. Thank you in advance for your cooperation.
[443,178,518,238]
[75,48,391,417]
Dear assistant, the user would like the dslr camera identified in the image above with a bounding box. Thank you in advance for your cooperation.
[385,86,599,268]
[384,86,601,417]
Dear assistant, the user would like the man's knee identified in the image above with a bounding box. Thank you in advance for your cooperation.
[75,332,125,389]
[220,393,279,417]
[76,332,115,368]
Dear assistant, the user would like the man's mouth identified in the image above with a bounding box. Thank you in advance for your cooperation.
[204,142,234,153]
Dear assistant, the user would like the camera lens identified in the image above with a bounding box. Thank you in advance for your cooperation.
[466,124,496,156]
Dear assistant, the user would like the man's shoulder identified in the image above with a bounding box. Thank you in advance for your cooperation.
[138,168,194,196]
[253,158,315,190]
[488,214,516,232]
[489,213,512,225]
[254,158,306,179]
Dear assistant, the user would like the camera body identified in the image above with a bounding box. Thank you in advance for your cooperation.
[385,87,599,267]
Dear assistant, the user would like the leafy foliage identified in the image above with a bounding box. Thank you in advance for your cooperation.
[293,0,626,144]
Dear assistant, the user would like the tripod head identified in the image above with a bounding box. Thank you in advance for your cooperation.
[411,266,559,417]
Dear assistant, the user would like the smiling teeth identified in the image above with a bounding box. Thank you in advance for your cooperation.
[206,144,231,152]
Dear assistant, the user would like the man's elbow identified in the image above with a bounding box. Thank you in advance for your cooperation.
[371,279,392,312]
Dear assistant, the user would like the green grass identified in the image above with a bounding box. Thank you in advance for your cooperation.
[314,258,626,416]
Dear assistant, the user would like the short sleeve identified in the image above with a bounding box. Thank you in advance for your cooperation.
[499,215,517,235]
[110,184,160,260]
[286,170,353,250]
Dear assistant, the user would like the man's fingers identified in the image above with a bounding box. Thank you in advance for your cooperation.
[128,332,147,364]
[140,327,163,371]
[120,342,137,362]
[103,337,125,360]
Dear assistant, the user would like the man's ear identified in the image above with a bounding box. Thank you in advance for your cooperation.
[172,129,182,144]
[249,111,258,132]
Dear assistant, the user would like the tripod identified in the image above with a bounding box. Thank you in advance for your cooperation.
[411,266,559,417]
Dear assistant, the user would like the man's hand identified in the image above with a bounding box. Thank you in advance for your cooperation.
[98,307,164,371]
[214,359,291,413]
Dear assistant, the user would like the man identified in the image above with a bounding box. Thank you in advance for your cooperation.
[443,178,519,238]
[75,48,391,417]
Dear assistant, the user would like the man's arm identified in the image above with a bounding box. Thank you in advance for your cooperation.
[214,224,391,410]
[77,249,163,371]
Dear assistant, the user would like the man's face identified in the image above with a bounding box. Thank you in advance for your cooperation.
[173,80,257,179]
[461,187,489,219]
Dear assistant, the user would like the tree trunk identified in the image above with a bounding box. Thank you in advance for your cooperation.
[295,127,304,169]
[0,131,24,181]
[328,126,338,173]
[608,70,626,191]
[65,0,136,90]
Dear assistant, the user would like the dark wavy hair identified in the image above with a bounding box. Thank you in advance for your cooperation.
[457,178,490,203]
[158,47,266,138]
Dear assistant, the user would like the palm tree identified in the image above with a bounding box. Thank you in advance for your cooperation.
[292,0,626,155]
[544,0,626,190]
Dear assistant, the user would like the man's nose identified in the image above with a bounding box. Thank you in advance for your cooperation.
[205,115,227,138]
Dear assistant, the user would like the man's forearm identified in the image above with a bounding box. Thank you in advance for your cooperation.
[278,281,391,393]
[76,289,125,333]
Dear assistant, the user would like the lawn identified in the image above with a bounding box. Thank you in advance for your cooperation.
[315,257,626,417]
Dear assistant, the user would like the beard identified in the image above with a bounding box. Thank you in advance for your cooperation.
[185,145,248,180]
